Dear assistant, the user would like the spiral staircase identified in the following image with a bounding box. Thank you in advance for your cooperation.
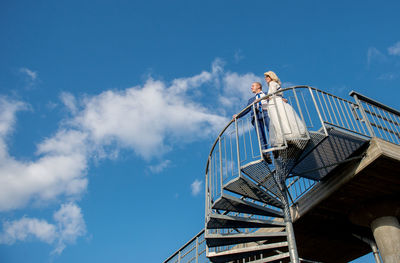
[164,87,400,263]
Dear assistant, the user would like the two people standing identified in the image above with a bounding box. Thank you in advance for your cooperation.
[234,71,307,161]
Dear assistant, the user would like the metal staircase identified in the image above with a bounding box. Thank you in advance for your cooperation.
[204,87,374,263]
[164,87,400,263]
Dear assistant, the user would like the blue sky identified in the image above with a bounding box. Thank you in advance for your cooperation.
[0,1,399,262]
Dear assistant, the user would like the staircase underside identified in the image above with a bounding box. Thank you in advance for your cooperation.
[291,138,400,262]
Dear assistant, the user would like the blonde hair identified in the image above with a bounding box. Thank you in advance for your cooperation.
[264,71,281,85]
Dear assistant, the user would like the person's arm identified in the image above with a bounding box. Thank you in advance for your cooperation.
[233,98,253,119]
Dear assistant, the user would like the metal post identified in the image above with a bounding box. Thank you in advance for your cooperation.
[351,94,375,137]
[252,104,263,157]
[218,138,223,196]
[282,183,300,263]
[309,87,328,136]
[195,237,199,263]
[234,118,242,177]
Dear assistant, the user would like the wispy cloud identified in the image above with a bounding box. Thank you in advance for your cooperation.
[191,179,202,196]
[20,67,37,81]
[148,160,171,174]
[388,41,400,56]
[367,47,387,67]
[234,49,244,63]
[378,72,398,80]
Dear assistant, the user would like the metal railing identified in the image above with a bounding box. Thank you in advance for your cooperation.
[205,86,400,226]
[164,230,207,263]
[165,87,400,262]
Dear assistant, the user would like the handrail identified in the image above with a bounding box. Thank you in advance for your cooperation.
[349,91,400,116]
[163,229,205,263]
[205,85,312,173]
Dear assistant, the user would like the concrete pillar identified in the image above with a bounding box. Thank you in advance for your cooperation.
[370,216,400,263]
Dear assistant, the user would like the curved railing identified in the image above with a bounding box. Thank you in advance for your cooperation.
[205,85,400,226]
[165,86,400,263]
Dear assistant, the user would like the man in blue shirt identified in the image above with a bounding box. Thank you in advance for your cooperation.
[234,82,271,163]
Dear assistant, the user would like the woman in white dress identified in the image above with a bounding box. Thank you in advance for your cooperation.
[263,71,307,147]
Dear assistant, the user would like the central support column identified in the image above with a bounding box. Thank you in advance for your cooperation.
[371,216,400,263]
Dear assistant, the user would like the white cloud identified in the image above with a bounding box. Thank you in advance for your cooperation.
[0,217,56,244]
[52,203,86,254]
[191,179,202,196]
[148,159,171,174]
[60,92,78,114]
[0,202,86,255]
[20,67,37,81]
[220,72,262,109]
[0,59,262,253]
[388,41,400,56]
[0,61,230,213]
[72,77,228,160]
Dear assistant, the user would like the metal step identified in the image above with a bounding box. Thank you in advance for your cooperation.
[212,194,283,218]
[223,176,283,208]
[207,214,285,229]
[251,252,290,263]
[241,161,281,197]
[206,231,287,247]
[207,241,288,263]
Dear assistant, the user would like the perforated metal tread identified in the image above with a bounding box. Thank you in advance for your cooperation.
[207,241,289,263]
[206,231,287,247]
[212,194,284,218]
[223,176,283,208]
[241,161,281,197]
[207,214,285,229]
[292,128,368,180]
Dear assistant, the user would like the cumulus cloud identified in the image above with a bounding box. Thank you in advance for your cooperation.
[219,72,263,110]
[72,77,228,160]
[191,179,202,196]
[0,59,259,253]
[0,127,88,211]
[0,217,56,244]
[0,203,86,254]
[388,41,400,56]
[0,61,230,213]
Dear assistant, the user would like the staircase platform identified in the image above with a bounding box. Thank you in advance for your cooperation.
[292,128,368,180]
[207,214,285,229]
[223,176,283,208]
[212,194,283,218]
[206,231,287,247]
[208,241,289,263]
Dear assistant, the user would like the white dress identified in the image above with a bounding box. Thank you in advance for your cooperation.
[265,81,307,147]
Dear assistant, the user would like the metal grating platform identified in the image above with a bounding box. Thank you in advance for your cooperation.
[207,214,285,229]
[223,176,283,208]
[240,161,281,197]
[292,129,368,180]
[212,194,284,218]
[208,242,289,263]
[206,232,287,247]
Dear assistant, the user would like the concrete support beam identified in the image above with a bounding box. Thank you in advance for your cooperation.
[371,216,400,263]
